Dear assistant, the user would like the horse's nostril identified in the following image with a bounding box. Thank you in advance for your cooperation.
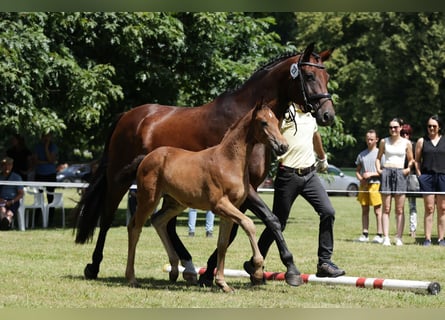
[323,112,334,124]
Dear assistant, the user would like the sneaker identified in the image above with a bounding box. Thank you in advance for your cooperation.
[382,237,391,246]
[356,234,369,242]
[206,231,213,238]
[188,232,195,237]
[316,261,345,278]
[438,239,445,247]
[395,238,403,246]
[423,239,432,246]
[372,235,384,244]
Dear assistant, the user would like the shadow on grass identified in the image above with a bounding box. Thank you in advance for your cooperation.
[63,274,260,292]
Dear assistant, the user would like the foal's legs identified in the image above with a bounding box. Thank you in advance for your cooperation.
[197,186,301,287]
[150,199,194,284]
[214,197,264,292]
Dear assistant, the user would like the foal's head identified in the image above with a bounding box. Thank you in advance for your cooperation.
[252,103,288,156]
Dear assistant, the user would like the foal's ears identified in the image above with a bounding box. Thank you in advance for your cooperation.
[254,97,268,113]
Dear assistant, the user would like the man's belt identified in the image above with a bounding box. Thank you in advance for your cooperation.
[279,164,316,176]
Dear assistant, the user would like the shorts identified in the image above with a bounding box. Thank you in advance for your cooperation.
[357,182,382,206]
[418,173,445,193]
[380,168,407,195]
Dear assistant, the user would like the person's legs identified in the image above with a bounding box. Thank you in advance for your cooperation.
[436,195,445,243]
[188,208,197,236]
[360,205,370,239]
[255,169,300,259]
[205,211,214,237]
[423,194,435,244]
[408,196,417,237]
[381,194,392,245]
[394,194,406,244]
[357,184,369,241]
[374,204,383,235]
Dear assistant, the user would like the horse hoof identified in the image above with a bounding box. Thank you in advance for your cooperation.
[183,271,198,286]
[285,272,304,287]
[84,264,98,280]
[243,260,265,286]
[216,280,235,293]
[198,274,214,287]
[169,269,179,283]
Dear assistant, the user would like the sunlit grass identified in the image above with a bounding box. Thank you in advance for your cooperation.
[1,190,444,308]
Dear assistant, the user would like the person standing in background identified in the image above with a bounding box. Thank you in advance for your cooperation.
[6,133,32,181]
[188,208,214,238]
[355,129,383,243]
[414,115,445,246]
[376,118,414,246]
[32,131,58,227]
[401,123,418,238]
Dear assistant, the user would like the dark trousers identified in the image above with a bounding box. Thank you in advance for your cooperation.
[35,173,56,227]
[257,167,335,264]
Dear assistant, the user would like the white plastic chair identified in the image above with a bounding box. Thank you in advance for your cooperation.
[45,190,65,227]
[21,187,47,229]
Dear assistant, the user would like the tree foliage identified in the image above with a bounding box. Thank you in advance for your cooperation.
[292,12,445,165]
[1,12,443,167]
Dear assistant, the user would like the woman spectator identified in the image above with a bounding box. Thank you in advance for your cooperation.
[414,115,445,246]
[376,118,414,246]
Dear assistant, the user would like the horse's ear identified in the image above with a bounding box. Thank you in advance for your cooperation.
[255,97,265,111]
[319,47,335,62]
[303,42,315,62]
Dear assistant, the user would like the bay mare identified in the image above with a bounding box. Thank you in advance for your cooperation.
[73,43,335,287]
[122,103,288,292]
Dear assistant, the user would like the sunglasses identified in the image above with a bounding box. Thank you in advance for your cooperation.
[389,126,399,129]
[428,125,438,129]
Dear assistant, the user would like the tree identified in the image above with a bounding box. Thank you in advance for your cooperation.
[293,12,445,166]
[0,12,285,162]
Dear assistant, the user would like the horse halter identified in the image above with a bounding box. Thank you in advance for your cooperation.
[291,53,333,115]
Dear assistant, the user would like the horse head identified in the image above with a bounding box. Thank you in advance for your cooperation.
[252,101,288,156]
[288,43,335,126]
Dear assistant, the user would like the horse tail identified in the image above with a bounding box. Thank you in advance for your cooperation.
[73,113,123,244]
[115,154,146,185]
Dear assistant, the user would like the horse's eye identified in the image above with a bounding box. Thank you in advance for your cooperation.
[261,121,268,127]
[305,73,315,81]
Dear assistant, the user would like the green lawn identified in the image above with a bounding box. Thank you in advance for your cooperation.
[2,189,445,308]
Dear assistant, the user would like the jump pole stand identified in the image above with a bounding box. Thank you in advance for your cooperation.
[162,264,441,295]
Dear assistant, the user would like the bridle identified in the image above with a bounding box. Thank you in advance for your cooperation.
[291,52,333,116]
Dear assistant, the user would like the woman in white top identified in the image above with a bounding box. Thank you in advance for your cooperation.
[376,118,414,246]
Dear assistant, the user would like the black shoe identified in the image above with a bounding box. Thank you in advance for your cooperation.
[0,217,11,230]
[188,232,195,237]
[243,260,265,285]
[206,231,213,238]
[316,261,345,278]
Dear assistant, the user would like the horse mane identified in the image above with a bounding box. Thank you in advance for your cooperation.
[219,51,299,97]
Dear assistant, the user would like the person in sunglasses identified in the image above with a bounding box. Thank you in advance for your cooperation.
[414,115,445,246]
[376,118,414,246]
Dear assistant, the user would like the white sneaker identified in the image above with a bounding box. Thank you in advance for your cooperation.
[357,234,369,242]
[372,235,384,244]
[395,238,403,246]
[382,237,391,246]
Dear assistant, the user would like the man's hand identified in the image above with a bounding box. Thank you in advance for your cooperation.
[316,158,328,173]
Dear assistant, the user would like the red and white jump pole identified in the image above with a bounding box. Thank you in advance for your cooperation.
[162,264,440,295]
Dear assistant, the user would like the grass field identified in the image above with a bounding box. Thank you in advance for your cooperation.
[1,188,445,308]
